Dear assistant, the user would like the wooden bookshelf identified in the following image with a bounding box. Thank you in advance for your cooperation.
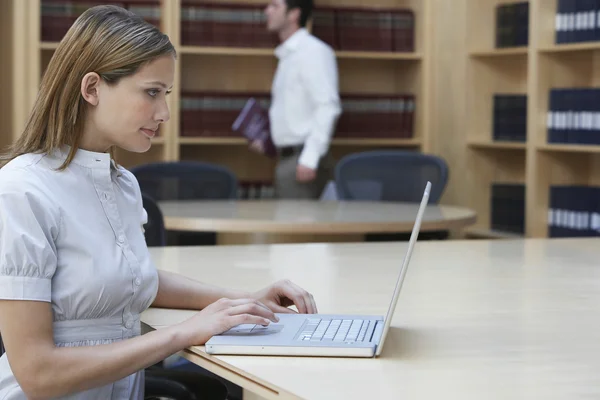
[180,45,422,60]
[468,140,527,150]
[40,42,59,50]
[0,0,433,185]
[538,144,600,154]
[435,0,600,238]
[469,47,528,57]
[0,1,14,152]
[459,0,530,237]
[526,0,600,237]
[538,42,600,53]
[465,227,524,239]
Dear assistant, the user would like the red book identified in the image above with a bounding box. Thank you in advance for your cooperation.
[232,98,277,158]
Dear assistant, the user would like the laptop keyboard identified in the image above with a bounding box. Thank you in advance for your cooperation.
[297,318,370,342]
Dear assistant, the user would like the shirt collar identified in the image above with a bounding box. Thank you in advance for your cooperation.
[274,28,309,59]
[50,145,121,176]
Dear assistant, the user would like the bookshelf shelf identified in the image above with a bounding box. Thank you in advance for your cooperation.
[468,140,527,150]
[180,45,422,61]
[40,42,59,50]
[335,51,421,60]
[180,46,273,57]
[465,228,524,239]
[332,138,420,146]
[469,47,528,57]
[538,42,600,53]
[538,144,600,154]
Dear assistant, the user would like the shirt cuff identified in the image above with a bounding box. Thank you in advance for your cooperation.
[298,145,321,170]
[0,275,52,302]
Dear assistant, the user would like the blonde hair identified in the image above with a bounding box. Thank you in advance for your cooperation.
[1,5,176,169]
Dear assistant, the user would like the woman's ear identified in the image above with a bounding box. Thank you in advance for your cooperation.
[81,72,101,106]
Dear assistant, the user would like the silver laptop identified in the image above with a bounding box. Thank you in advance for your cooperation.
[205,181,431,358]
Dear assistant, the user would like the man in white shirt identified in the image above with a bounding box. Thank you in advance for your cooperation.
[258,0,341,199]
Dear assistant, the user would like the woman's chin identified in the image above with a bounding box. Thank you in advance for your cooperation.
[118,139,152,154]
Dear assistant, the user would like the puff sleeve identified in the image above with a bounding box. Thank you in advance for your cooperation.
[0,176,59,302]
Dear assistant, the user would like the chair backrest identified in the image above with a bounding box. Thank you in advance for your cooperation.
[129,161,238,201]
[142,194,166,247]
[334,150,449,203]
[319,180,339,201]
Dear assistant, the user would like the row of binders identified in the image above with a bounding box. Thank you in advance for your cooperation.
[41,1,416,53]
[180,92,267,137]
[548,185,600,237]
[495,2,529,48]
[547,88,600,145]
[555,0,600,44]
[336,95,415,139]
[181,1,278,48]
[41,0,160,42]
[312,7,415,52]
[180,92,415,139]
[490,183,525,234]
[493,94,527,142]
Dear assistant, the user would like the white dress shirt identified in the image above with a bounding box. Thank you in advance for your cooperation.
[0,146,159,399]
[269,28,342,169]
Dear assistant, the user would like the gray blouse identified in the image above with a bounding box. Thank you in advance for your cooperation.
[0,146,159,399]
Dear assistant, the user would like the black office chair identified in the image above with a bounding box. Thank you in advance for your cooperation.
[142,193,166,247]
[335,150,450,240]
[140,194,240,400]
[130,161,239,246]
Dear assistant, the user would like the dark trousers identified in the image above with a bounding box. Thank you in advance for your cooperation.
[274,147,334,199]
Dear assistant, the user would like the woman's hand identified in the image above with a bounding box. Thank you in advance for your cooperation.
[178,298,279,346]
[252,279,318,315]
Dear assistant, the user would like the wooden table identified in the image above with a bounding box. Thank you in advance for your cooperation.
[158,200,477,244]
[142,238,600,400]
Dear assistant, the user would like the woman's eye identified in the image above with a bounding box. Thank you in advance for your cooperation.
[147,89,159,97]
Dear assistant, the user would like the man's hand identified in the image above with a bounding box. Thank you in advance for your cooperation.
[296,164,316,182]
[249,139,264,154]
[251,279,318,314]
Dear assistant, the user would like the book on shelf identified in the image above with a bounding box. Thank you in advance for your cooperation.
[41,0,161,42]
[180,91,271,138]
[555,0,599,44]
[336,94,415,139]
[312,6,414,52]
[490,183,526,234]
[547,88,600,145]
[495,2,529,48]
[180,1,278,48]
[492,94,527,142]
[548,185,600,237]
[231,97,277,158]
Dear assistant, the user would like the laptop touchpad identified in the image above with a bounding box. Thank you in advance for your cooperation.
[221,323,284,336]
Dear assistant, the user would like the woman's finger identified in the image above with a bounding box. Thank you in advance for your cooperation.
[281,286,308,314]
[228,314,272,328]
[228,302,278,322]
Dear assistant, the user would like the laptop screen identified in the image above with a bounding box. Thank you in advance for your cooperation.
[376,181,431,356]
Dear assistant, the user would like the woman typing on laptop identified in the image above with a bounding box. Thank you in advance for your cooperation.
[0,6,316,400]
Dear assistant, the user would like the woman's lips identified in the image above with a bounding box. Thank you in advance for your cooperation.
[140,128,156,139]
